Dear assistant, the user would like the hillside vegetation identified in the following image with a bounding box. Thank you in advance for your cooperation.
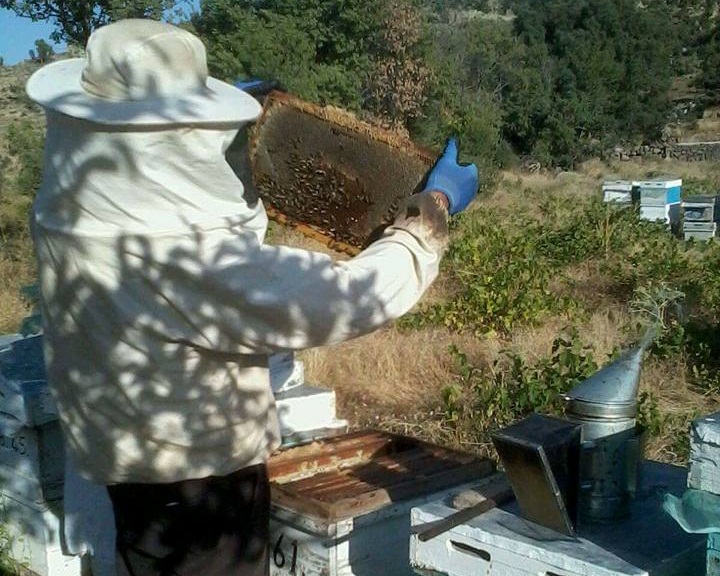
[294,160,720,464]
[1,0,720,464]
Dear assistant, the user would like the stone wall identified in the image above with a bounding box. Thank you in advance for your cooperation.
[611,141,720,162]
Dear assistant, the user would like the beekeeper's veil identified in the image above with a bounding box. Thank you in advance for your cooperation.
[27,18,265,237]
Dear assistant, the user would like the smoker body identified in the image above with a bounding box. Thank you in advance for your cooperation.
[564,346,645,524]
[567,414,644,523]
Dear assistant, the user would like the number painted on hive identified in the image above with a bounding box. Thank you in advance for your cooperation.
[0,435,27,455]
[273,534,299,573]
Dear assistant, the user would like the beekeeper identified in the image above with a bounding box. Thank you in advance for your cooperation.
[26,18,478,576]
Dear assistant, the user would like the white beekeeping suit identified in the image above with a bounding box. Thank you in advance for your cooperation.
[27,20,449,488]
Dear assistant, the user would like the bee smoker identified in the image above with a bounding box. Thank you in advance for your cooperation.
[563,346,646,524]
[492,345,647,534]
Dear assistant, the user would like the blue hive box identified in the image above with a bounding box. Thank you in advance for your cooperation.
[638,178,682,206]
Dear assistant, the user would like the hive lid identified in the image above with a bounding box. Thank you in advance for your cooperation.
[637,178,682,189]
[683,195,718,206]
[564,346,645,419]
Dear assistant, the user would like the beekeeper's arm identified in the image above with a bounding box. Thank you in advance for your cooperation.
[183,139,478,352]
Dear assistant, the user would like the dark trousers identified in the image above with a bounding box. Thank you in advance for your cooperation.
[107,464,270,576]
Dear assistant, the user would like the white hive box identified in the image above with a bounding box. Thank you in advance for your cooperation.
[0,335,58,429]
[270,352,348,446]
[640,203,681,226]
[1,495,82,576]
[0,336,64,505]
[0,422,64,506]
[682,195,720,223]
[688,411,720,494]
[602,180,636,204]
[267,431,495,576]
[0,335,83,576]
[411,461,704,576]
[274,384,348,446]
[269,352,305,394]
[683,196,719,242]
[684,222,718,242]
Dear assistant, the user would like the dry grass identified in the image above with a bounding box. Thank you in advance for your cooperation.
[581,156,720,183]
[669,105,720,142]
[641,356,716,462]
[483,169,598,218]
[0,246,34,334]
[301,327,459,414]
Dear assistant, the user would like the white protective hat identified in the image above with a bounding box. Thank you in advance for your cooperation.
[26,19,262,126]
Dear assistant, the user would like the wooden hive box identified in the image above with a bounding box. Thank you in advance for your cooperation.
[267,430,495,576]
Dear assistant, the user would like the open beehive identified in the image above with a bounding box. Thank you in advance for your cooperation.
[250,92,436,254]
[268,430,494,521]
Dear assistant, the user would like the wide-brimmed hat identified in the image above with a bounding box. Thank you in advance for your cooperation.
[26,19,262,126]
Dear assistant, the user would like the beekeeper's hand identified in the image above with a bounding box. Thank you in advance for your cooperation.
[422,138,479,215]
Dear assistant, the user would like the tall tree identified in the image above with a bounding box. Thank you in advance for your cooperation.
[0,0,176,46]
[365,0,431,131]
[192,0,386,109]
[501,0,675,166]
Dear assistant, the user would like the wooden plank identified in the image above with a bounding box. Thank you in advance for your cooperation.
[415,484,515,542]
[322,455,469,502]
[269,431,395,480]
[271,459,494,520]
[268,430,496,521]
[284,445,475,499]
[284,446,437,495]
[271,483,334,520]
[327,459,495,520]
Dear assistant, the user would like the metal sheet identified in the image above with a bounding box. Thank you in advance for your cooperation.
[491,413,581,536]
[250,92,435,254]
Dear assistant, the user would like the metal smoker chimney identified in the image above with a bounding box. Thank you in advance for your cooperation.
[564,345,646,523]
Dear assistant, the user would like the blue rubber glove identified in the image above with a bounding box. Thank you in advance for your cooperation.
[422,138,479,215]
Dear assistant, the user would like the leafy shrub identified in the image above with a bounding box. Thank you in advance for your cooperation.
[1,120,44,245]
[5,120,44,198]
[441,333,598,446]
[33,39,54,63]
[401,208,573,335]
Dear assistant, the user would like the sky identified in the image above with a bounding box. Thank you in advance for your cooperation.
[0,4,200,66]
[0,8,65,65]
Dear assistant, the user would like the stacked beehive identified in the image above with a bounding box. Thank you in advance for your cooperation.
[682,195,720,241]
[0,335,81,576]
[688,412,720,574]
[637,178,682,227]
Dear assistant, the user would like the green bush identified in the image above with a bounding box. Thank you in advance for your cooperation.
[401,207,573,335]
[440,332,598,445]
[1,120,44,245]
[5,120,44,198]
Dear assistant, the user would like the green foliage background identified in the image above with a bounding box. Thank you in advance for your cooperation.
[188,0,719,169]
